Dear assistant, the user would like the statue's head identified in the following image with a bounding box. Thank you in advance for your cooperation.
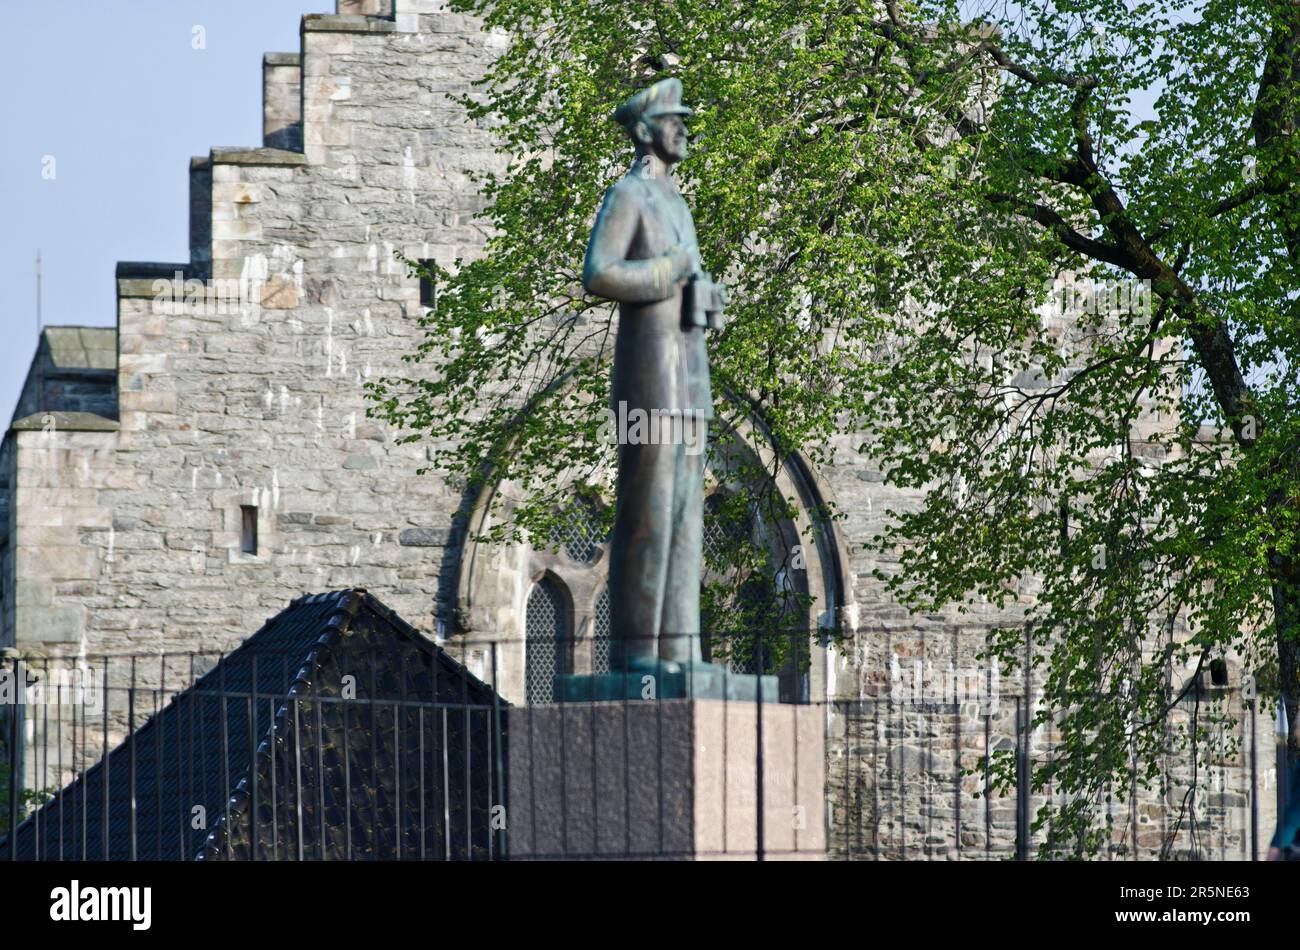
[613,77,692,165]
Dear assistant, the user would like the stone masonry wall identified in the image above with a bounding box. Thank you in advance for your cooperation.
[15,4,510,668]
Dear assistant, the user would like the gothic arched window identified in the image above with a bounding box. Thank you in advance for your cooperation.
[548,494,607,563]
[703,490,751,565]
[593,586,611,675]
[525,576,571,704]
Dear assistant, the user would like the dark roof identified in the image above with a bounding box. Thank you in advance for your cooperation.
[7,326,118,429]
[1,589,505,861]
[39,326,117,371]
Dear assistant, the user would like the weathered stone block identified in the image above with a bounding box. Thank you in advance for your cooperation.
[397,527,443,546]
[342,454,378,470]
[259,277,300,309]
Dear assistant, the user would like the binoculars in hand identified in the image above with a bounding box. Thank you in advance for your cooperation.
[685,272,729,330]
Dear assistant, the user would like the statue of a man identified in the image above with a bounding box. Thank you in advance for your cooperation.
[582,78,728,673]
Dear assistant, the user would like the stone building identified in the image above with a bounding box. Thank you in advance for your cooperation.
[0,0,1272,858]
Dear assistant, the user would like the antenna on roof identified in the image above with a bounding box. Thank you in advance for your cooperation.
[36,249,42,337]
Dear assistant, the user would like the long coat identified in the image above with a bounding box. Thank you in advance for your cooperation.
[582,166,714,420]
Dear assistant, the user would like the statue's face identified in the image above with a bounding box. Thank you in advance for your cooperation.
[644,114,688,164]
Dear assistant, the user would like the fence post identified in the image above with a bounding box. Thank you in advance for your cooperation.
[7,657,19,859]
[1279,732,1289,849]
[755,631,765,862]
[1015,697,1029,861]
[491,640,507,861]
[1250,693,1258,862]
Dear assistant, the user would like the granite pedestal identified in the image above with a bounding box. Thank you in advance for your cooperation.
[504,699,825,860]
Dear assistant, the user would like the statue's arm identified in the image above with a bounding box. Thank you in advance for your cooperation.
[582,185,683,304]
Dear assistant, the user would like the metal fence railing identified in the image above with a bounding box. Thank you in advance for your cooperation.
[0,634,1280,861]
[827,691,1273,861]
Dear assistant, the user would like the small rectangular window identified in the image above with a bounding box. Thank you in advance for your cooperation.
[418,260,437,310]
[241,505,258,555]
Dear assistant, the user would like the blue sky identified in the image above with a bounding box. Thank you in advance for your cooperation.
[1,0,324,425]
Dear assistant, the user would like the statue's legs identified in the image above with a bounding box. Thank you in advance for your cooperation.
[659,436,703,663]
[608,437,673,667]
[607,416,706,668]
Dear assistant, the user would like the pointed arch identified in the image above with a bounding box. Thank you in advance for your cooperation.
[524,573,572,704]
[448,381,853,705]
[593,585,611,675]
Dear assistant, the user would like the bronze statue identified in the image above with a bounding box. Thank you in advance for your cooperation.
[582,78,728,675]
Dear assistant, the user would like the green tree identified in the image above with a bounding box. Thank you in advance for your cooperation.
[856,0,1300,856]
[369,0,951,667]
[368,0,1300,854]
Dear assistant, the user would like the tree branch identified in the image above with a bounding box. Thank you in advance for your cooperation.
[985,192,1129,266]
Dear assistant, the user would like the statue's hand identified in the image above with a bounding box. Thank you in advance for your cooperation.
[667,244,696,284]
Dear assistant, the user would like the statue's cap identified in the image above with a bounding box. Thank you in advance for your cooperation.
[613,77,692,128]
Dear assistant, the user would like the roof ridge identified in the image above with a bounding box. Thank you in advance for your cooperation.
[197,589,365,859]
[355,590,507,700]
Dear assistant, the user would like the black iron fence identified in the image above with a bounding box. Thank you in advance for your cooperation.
[1,641,498,861]
[828,692,1273,861]
[0,635,1281,860]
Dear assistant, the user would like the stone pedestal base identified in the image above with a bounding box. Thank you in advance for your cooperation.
[504,699,825,860]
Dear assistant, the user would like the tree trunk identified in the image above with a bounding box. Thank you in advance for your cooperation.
[1269,553,1300,761]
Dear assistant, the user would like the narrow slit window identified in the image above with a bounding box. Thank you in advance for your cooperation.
[418,260,437,310]
[240,505,258,555]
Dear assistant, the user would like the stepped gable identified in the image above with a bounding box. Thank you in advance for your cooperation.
[1,589,505,861]
[3,0,511,656]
